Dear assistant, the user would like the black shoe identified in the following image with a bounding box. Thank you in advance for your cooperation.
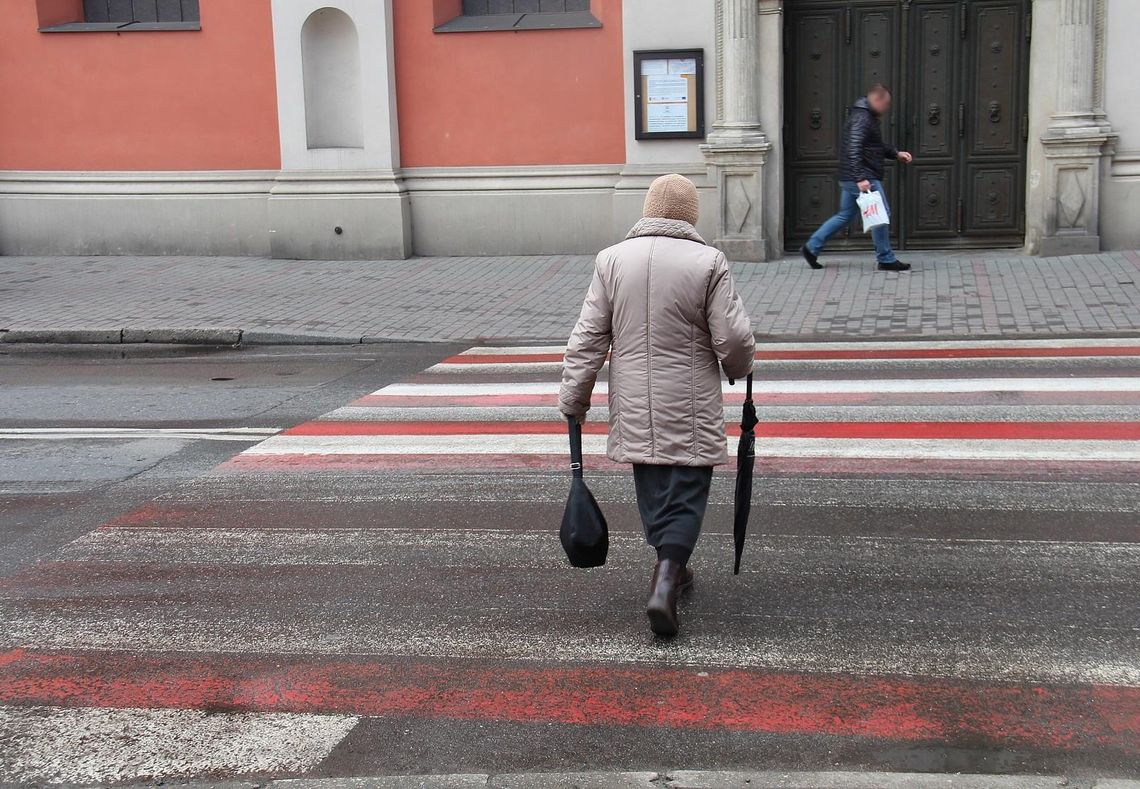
[878,261,911,272]
[677,566,694,596]
[646,559,684,637]
[801,245,823,270]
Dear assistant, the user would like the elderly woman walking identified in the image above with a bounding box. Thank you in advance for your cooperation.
[558,174,755,637]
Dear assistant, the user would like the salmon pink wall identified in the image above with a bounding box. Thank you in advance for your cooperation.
[0,0,280,171]
[394,0,626,167]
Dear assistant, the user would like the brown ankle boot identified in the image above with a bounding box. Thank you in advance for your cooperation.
[646,559,685,637]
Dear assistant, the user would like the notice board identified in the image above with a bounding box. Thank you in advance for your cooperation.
[634,49,705,140]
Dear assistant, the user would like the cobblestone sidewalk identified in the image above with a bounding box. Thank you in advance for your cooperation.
[0,249,1137,342]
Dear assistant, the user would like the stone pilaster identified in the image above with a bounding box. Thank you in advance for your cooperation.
[1038,0,1114,256]
[267,0,411,260]
[701,0,772,262]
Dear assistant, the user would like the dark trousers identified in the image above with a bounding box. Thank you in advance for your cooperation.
[632,464,714,561]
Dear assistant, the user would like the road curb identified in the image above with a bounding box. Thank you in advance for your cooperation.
[0,327,242,346]
[242,330,366,346]
[0,327,125,344]
[218,771,1140,789]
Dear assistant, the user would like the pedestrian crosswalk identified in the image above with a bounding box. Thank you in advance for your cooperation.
[230,339,1140,474]
[1,338,1139,784]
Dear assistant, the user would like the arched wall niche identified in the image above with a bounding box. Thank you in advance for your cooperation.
[301,7,364,149]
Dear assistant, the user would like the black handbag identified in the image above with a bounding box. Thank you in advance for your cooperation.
[559,417,609,568]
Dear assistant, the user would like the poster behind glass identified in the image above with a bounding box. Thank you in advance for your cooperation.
[634,49,704,140]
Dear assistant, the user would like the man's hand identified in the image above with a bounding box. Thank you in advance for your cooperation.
[897,151,914,164]
[857,180,872,193]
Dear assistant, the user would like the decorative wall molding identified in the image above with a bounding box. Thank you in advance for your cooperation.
[1110,151,1140,179]
[401,165,623,194]
[0,171,278,196]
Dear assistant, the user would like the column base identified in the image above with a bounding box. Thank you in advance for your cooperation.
[1038,234,1102,257]
[268,171,412,260]
[1036,127,1114,258]
[701,140,772,262]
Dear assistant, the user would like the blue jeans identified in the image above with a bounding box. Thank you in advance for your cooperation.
[806,180,897,264]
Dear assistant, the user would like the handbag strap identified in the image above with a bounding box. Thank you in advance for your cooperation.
[567,416,584,479]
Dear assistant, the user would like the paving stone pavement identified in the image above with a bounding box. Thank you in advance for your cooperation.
[0,249,1137,342]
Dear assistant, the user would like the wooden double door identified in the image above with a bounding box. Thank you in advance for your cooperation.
[784,0,1031,250]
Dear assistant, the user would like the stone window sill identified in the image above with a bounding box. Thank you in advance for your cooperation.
[40,21,201,33]
[434,11,601,33]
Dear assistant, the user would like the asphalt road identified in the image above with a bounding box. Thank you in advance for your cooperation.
[0,340,1138,786]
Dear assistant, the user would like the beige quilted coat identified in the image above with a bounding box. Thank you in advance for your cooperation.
[559,218,755,466]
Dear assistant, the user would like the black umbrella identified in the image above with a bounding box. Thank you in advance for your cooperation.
[732,373,758,575]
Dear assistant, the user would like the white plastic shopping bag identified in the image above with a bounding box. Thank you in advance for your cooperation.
[857,190,890,234]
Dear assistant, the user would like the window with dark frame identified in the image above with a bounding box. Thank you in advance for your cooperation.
[83,0,200,24]
[436,0,599,33]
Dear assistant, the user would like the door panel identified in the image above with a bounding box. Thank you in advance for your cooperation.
[789,172,841,239]
[784,0,1029,250]
[785,9,846,242]
[789,12,844,161]
[912,4,958,159]
[908,165,956,237]
[966,165,1021,234]
[852,6,902,246]
[967,3,1023,157]
[852,7,901,149]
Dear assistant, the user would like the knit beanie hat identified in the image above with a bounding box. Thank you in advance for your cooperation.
[643,174,700,226]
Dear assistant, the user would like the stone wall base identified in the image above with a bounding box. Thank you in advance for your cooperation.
[0,166,722,260]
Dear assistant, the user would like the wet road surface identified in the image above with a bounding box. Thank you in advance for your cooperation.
[0,340,1138,785]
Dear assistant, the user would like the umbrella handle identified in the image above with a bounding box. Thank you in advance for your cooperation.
[728,374,755,396]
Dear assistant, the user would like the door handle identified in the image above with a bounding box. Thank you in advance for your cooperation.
[809,108,823,130]
[988,101,1002,123]
[927,105,942,126]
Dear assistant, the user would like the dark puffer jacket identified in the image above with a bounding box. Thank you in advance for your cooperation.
[837,98,898,183]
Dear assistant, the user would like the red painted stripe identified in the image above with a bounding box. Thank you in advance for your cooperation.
[443,347,1140,365]
[285,420,1140,441]
[352,392,1140,408]
[0,649,1136,754]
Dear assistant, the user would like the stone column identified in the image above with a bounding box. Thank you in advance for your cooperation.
[1038,0,1114,255]
[1053,0,1098,127]
[702,0,772,262]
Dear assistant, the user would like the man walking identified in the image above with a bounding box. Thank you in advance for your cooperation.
[559,174,755,638]
[802,84,914,272]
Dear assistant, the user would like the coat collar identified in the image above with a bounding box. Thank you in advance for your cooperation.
[626,217,707,245]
